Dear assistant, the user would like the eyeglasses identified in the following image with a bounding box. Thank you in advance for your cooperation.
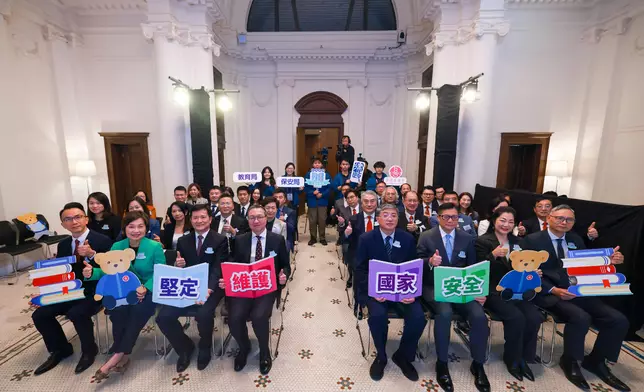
[248,215,266,221]
[551,216,575,224]
[62,215,86,223]
[536,204,552,210]
[439,214,459,221]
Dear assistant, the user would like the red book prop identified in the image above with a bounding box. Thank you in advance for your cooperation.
[221,256,277,298]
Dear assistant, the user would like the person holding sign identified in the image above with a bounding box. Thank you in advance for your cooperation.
[366,161,387,191]
[31,202,113,376]
[281,162,303,210]
[521,205,629,391]
[397,191,430,243]
[156,204,229,372]
[475,207,544,382]
[355,204,425,382]
[332,160,355,201]
[219,205,290,375]
[273,189,297,251]
[417,202,490,392]
[304,158,332,246]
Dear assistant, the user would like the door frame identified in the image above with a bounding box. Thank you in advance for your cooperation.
[496,132,552,194]
[99,132,152,214]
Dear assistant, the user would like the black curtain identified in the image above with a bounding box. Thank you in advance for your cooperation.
[188,88,214,193]
[474,184,644,334]
[433,85,461,191]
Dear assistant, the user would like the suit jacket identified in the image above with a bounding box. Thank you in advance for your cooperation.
[334,199,353,220]
[176,230,229,290]
[58,230,113,298]
[87,215,122,241]
[161,223,191,250]
[430,213,477,237]
[339,211,376,268]
[397,210,430,243]
[521,216,543,236]
[267,218,287,242]
[355,228,417,305]
[234,203,251,219]
[230,231,291,286]
[276,206,296,248]
[475,232,523,294]
[210,214,250,236]
[208,202,220,218]
[417,227,477,287]
[520,230,586,292]
[415,201,439,218]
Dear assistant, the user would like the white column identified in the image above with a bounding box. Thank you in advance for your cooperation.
[347,79,367,157]
[0,6,10,219]
[276,78,295,166]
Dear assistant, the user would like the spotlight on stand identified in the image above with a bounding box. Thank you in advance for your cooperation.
[173,86,190,106]
[461,80,480,103]
[217,94,232,112]
[415,92,430,110]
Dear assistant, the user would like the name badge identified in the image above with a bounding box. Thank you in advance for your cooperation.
[215,211,221,217]
[419,225,426,231]
[102,224,110,230]
[205,247,214,254]
[183,231,190,235]
[463,225,471,231]
[415,220,422,225]
[458,251,466,258]
[567,243,577,250]
[513,244,522,251]
[392,241,401,248]
[135,253,145,260]
[374,222,379,227]
[287,193,293,201]
[284,214,288,220]
[269,251,277,258]
[458,218,464,223]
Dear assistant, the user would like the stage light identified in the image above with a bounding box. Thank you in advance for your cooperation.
[217,94,232,112]
[173,86,190,106]
[461,82,479,103]
[415,92,430,110]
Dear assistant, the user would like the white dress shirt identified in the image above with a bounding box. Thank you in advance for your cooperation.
[250,229,268,262]
[438,226,455,251]
[238,203,250,217]
[364,212,376,230]
[71,228,90,254]
[547,228,569,259]
[217,214,233,234]
[422,202,434,216]
[348,204,360,216]
[195,229,210,251]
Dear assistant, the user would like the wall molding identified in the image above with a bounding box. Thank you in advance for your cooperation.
[141,21,221,55]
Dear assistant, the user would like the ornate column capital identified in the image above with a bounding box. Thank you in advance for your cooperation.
[347,78,368,88]
[42,24,84,47]
[274,78,295,88]
[141,21,220,55]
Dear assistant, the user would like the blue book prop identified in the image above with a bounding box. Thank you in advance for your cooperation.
[152,263,210,308]
[94,249,143,310]
[496,250,548,301]
[29,256,85,306]
[563,248,631,296]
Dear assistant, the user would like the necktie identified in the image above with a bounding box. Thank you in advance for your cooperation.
[556,238,565,262]
[366,216,373,232]
[74,239,81,263]
[542,221,548,231]
[425,205,430,217]
[197,235,204,255]
[221,219,228,234]
[277,209,281,219]
[352,208,356,216]
[445,234,453,263]
[384,236,392,260]
[212,204,217,215]
[255,235,263,260]
[409,215,414,225]
[241,206,246,217]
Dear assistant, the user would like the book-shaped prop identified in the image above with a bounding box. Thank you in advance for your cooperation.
[497,250,548,301]
[233,172,262,184]
[94,249,143,310]
[221,256,277,298]
[305,169,331,188]
[152,263,210,307]
[434,261,490,303]
[16,212,52,240]
[563,248,631,296]
[29,256,85,306]
[276,177,305,188]
[350,161,366,183]
[368,259,423,302]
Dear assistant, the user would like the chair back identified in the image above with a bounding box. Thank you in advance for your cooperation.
[164,250,177,266]
[0,221,18,247]
[12,218,34,242]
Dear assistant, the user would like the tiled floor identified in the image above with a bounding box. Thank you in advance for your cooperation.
[0,225,643,391]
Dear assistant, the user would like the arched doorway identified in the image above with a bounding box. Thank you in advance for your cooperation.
[294,91,348,215]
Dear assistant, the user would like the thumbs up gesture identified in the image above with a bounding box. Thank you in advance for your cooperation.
[337,215,345,226]
[82,260,93,279]
[279,269,287,285]
[587,221,599,240]
[175,251,186,268]
[429,249,442,266]
[77,240,94,257]
[610,246,624,265]
[344,222,353,237]
[517,221,526,236]
[492,244,508,258]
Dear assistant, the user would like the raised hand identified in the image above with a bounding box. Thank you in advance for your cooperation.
[492,245,508,258]
[82,260,93,279]
[77,240,94,257]
[610,246,624,264]
[551,287,576,301]
[344,222,353,237]
[175,251,186,268]
[517,222,526,236]
[429,249,442,266]
[136,285,147,301]
[587,221,599,240]
[337,215,345,225]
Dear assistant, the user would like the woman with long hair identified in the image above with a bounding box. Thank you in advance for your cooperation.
[134,190,157,219]
[87,192,121,240]
[282,162,302,209]
[251,188,263,205]
[162,201,192,250]
[459,192,480,228]
[186,183,208,206]
[126,197,162,241]
[477,196,516,236]
[253,166,276,197]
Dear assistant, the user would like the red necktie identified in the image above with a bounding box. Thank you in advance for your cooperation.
[197,235,204,255]
[366,216,373,232]
[409,215,414,224]
[424,205,430,217]
[542,222,548,231]
[74,239,81,263]
[352,208,357,215]
[255,235,263,260]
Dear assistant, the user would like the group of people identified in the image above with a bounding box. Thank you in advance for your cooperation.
[26,139,633,392]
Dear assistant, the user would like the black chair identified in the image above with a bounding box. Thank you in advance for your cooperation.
[0,221,44,283]
[13,215,70,258]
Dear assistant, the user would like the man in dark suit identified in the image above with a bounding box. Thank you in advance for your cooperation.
[273,188,297,251]
[32,202,113,375]
[234,185,252,219]
[355,204,426,381]
[338,190,378,289]
[417,202,490,392]
[164,186,192,225]
[521,205,629,391]
[211,194,250,250]
[398,191,429,243]
[429,191,477,237]
[207,186,222,217]
[418,186,439,218]
[220,205,290,375]
[156,204,228,372]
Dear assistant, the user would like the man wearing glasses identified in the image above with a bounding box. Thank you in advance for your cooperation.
[429,191,477,237]
[518,197,600,242]
[31,202,113,375]
[418,202,490,392]
[521,205,629,391]
[219,205,290,375]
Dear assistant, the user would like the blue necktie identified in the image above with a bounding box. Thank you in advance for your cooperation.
[384,236,392,260]
[445,234,453,263]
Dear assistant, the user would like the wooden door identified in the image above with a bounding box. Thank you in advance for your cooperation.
[100,133,153,214]
[496,133,551,193]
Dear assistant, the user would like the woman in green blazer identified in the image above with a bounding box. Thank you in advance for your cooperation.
[86,211,165,379]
